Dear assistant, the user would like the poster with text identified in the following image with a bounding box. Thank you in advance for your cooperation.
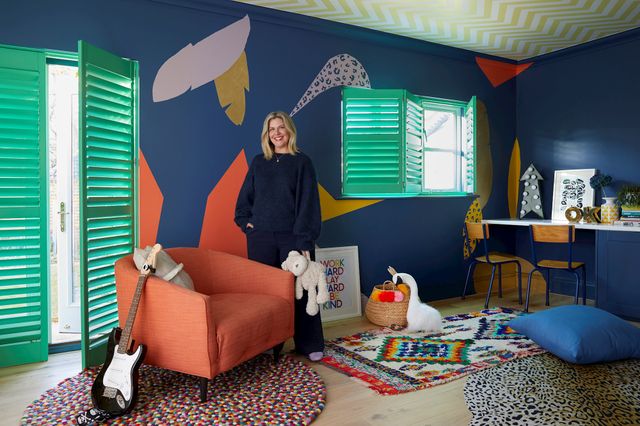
[316,246,361,322]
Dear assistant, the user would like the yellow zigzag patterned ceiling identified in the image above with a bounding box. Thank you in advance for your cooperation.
[234,0,640,60]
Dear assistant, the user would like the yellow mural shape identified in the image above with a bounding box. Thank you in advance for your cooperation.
[463,198,483,260]
[507,138,521,219]
[476,99,492,209]
[214,51,249,125]
[318,184,381,221]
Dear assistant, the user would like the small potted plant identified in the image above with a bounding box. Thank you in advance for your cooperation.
[590,173,616,223]
[618,185,640,213]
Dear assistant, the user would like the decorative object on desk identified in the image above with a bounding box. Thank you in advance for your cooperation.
[600,197,620,224]
[519,163,544,218]
[581,206,601,223]
[551,169,596,221]
[617,185,640,225]
[564,206,583,223]
[590,172,618,224]
[321,307,545,395]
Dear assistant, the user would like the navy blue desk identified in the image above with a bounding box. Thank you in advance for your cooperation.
[485,219,640,321]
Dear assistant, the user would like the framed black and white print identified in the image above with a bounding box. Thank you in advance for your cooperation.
[551,169,596,221]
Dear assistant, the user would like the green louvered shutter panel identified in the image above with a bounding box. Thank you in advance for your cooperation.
[463,96,476,194]
[404,93,424,194]
[342,87,404,196]
[78,41,138,368]
[0,46,48,367]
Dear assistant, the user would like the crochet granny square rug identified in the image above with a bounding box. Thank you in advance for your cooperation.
[321,307,545,395]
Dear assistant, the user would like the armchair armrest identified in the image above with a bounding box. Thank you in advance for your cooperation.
[115,256,220,379]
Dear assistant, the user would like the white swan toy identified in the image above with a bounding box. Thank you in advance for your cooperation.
[389,267,442,333]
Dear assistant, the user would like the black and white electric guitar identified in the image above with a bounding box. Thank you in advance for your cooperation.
[90,243,161,416]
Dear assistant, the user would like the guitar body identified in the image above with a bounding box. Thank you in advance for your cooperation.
[91,327,146,416]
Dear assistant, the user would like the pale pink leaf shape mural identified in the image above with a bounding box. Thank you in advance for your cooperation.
[290,53,370,116]
[153,15,251,102]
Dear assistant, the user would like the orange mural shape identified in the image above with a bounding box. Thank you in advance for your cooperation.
[476,57,533,88]
[199,150,249,257]
[139,150,164,248]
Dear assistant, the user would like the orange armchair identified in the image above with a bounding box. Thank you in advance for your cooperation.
[114,248,294,401]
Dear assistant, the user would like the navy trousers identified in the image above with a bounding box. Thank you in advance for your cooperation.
[246,230,325,354]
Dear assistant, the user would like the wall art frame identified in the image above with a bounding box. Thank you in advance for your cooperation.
[315,245,362,322]
[551,168,596,221]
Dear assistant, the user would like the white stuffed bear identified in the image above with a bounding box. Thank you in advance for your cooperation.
[281,250,330,316]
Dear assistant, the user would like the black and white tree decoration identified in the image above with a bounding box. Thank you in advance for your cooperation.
[520,164,544,218]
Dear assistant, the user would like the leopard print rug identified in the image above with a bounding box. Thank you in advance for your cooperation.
[464,353,640,425]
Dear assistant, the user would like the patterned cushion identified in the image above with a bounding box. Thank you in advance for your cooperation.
[508,305,640,364]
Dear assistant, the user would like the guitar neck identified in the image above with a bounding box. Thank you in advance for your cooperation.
[117,273,148,354]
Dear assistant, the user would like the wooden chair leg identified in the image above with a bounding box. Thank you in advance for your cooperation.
[462,262,477,300]
[484,265,496,309]
[199,377,209,403]
[273,342,284,364]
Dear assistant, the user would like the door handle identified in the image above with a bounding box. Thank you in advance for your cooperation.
[58,202,66,232]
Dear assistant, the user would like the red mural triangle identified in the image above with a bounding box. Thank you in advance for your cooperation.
[199,150,249,257]
[476,57,533,88]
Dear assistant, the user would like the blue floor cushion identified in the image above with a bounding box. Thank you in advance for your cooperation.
[508,305,640,364]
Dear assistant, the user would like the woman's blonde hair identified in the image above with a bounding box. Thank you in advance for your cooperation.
[261,111,299,160]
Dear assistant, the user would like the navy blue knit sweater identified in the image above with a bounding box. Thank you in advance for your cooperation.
[234,152,321,251]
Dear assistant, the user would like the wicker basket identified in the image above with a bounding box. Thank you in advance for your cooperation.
[365,280,409,327]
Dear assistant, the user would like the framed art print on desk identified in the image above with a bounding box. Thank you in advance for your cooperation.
[551,169,596,221]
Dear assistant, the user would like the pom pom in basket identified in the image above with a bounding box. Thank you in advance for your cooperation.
[365,280,409,327]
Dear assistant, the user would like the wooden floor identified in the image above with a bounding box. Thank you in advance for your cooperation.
[0,289,583,426]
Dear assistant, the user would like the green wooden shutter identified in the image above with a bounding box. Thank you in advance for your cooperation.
[463,96,476,194]
[342,87,404,196]
[0,46,48,367]
[78,41,138,368]
[405,93,424,194]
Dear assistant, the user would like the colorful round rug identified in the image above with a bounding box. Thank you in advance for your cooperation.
[21,354,326,425]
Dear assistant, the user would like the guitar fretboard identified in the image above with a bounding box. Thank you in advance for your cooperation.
[117,273,148,354]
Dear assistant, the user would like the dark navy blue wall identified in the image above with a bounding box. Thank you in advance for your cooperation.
[1,0,516,301]
[517,30,640,214]
[516,30,640,296]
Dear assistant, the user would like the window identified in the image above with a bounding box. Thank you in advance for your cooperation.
[341,88,475,197]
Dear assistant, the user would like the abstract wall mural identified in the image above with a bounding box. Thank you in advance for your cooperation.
[508,138,521,219]
[214,51,250,125]
[476,57,533,88]
[152,15,251,107]
[463,198,483,260]
[475,100,493,209]
[139,150,164,248]
[199,150,249,257]
[318,184,381,222]
[290,53,371,116]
